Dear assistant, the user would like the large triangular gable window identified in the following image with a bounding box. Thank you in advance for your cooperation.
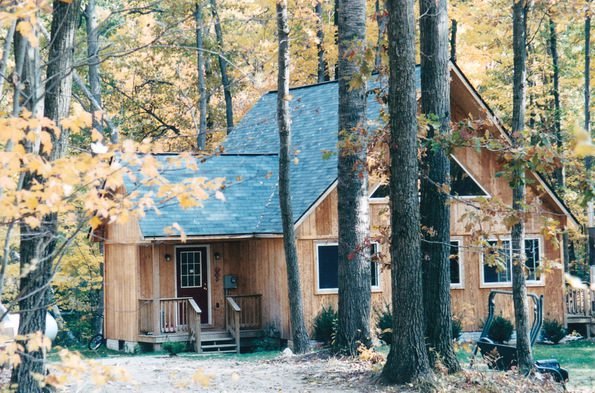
[449,156,489,198]
[370,184,390,200]
[369,156,488,200]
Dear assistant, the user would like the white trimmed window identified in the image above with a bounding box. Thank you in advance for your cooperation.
[450,241,463,288]
[481,238,543,286]
[316,243,381,293]
[369,184,389,201]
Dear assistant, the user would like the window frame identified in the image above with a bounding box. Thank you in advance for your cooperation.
[449,155,492,199]
[315,241,382,294]
[369,183,389,204]
[480,236,545,288]
[450,239,464,289]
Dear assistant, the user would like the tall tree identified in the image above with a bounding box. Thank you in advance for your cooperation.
[210,0,234,134]
[450,19,457,62]
[382,0,433,384]
[335,0,371,355]
[374,0,386,71]
[585,1,594,234]
[510,0,534,374]
[13,1,82,391]
[85,0,104,138]
[195,2,207,149]
[419,0,460,373]
[276,0,310,354]
[0,20,16,100]
[315,0,330,82]
[548,17,564,188]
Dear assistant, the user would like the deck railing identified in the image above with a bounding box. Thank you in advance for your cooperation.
[138,299,153,334]
[138,297,202,337]
[226,296,241,353]
[566,286,595,317]
[231,294,262,329]
[187,298,202,353]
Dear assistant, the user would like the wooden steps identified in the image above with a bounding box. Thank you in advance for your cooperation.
[200,330,238,353]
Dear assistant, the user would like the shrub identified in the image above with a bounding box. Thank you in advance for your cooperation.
[375,304,393,345]
[488,316,514,343]
[162,341,187,356]
[541,319,566,344]
[312,305,337,345]
[451,317,463,340]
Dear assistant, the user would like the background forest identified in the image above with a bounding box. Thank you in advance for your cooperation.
[0,0,593,390]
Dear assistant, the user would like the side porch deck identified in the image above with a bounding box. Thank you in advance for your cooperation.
[566,286,595,338]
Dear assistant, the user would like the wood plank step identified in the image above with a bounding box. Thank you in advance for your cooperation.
[201,343,237,350]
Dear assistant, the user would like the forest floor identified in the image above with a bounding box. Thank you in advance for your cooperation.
[52,341,595,393]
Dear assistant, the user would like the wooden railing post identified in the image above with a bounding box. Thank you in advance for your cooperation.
[226,297,241,353]
[151,244,161,335]
[188,298,202,353]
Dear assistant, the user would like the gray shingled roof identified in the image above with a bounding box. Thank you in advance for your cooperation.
[135,70,421,237]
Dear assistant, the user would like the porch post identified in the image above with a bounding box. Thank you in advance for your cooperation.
[152,243,161,335]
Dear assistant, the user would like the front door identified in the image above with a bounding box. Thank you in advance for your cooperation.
[176,247,209,324]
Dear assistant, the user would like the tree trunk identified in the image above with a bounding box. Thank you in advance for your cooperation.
[13,2,81,391]
[276,0,310,354]
[511,0,534,375]
[374,0,387,71]
[334,0,339,80]
[0,20,16,100]
[419,0,460,374]
[210,0,234,134]
[584,1,593,232]
[450,19,457,62]
[85,0,106,140]
[335,0,371,355]
[382,0,433,384]
[315,1,330,82]
[195,2,207,150]
[548,18,563,188]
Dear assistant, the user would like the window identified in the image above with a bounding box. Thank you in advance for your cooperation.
[524,238,541,281]
[180,251,202,288]
[483,240,512,284]
[370,184,389,200]
[370,243,380,289]
[481,238,542,286]
[450,241,463,287]
[316,243,381,293]
[450,156,489,197]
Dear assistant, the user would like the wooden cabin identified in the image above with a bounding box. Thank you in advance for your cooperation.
[98,64,583,353]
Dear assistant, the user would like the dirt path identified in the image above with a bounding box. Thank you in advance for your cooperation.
[59,353,391,393]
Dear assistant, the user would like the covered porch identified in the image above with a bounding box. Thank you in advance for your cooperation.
[135,240,270,352]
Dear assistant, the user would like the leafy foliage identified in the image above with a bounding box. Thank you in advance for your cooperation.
[374,303,393,345]
[312,305,337,345]
[488,316,514,343]
[541,319,566,344]
[451,317,463,340]
[162,341,188,356]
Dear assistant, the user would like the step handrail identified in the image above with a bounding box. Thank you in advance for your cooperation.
[187,298,202,353]
[226,296,241,353]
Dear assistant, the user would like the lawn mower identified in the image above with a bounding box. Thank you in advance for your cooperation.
[471,290,569,383]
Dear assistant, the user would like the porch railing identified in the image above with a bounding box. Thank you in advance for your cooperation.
[566,285,595,317]
[138,297,202,336]
[187,298,202,353]
[226,297,241,353]
[230,294,262,329]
